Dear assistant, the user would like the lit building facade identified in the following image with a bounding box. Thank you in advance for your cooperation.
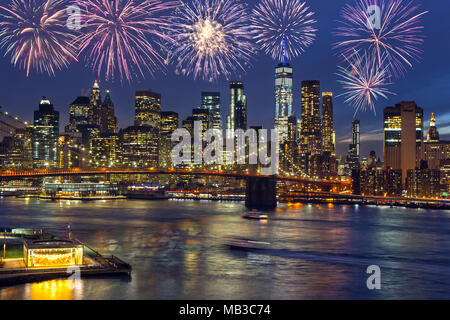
[0,127,33,168]
[89,133,118,168]
[65,96,91,133]
[275,63,293,118]
[275,63,293,143]
[406,169,442,198]
[423,141,450,170]
[159,111,179,168]
[201,92,221,130]
[279,116,299,175]
[227,81,247,135]
[300,80,321,155]
[352,120,360,159]
[89,80,102,128]
[59,133,86,169]
[100,90,118,134]
[427,113,439,142]
[384,102,424,185]
[360,168,402,197]
[193,107,211,132]
[321,92,335,155]
[346,120,361,174]
[135,90,161,128]
[422,113,450,170]
[119,126,159,168]
[33,97,59,168]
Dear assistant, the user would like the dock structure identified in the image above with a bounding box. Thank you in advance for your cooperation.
[0,256,131,287]
[0,229,132,287]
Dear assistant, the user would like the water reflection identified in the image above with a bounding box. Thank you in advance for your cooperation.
[0,198,449,299]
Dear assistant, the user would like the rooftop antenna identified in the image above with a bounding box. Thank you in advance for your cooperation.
[282,34,286,66]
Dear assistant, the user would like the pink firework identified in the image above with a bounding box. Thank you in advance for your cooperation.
[74,0,180,82]
[0,0,78,76]
[336,50,395,115]
[334,0,428,78]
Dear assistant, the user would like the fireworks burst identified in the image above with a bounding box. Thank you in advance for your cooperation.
[251,0,317,63]
[336,50,395,115]
[0,0,78,76]
[334,0,428,78]
[74,0,179,82]
[169,0,255,81]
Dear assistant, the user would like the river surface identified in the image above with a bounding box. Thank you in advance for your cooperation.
[0,198,449,300]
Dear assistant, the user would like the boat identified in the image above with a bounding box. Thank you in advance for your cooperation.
[243,211,269,220]
[125,184,169,200]
[225,238,270,251]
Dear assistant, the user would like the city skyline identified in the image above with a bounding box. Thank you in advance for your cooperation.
[0,77,446,161]
[0,0,449,302]
[0,0,449,159]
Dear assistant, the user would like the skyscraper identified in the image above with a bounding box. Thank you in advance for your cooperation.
[33,97,59,168]
[321,92,335,155]
[346,120,361,175]
[59,133,85,169]
[89,80,102,128]
[0,127,33,169]
[89,132,118,168]
[275,63,293,118]
[101,90,118,134]
[201,92,221,130]
[119,126,159,168]
[384,102,424,185]
[423,113,450,170]
[352,120,360,159]
[427,113,440,142]
[159,111,179,168]
[274,63,293,143]
[300,80,321,155]
[227,81,247,135]
[66,96,91,133]
[135,90,161,128]
[193,107,211,132]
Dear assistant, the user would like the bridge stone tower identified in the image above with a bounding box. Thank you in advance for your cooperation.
[245,177,277,211]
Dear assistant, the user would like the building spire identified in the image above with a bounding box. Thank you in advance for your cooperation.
[93,80,99,89]
[427,112,439,142]
[40,96,51,105]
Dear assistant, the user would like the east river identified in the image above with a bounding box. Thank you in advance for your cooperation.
[0,197,449,299]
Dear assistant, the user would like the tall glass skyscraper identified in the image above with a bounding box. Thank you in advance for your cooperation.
[227,81,247,135]
[352,120,360,159]
[201,92,221,130]
[347,119,360,172]
[275,63,293,143]
[33,97,59,168]
[275,63,293,118]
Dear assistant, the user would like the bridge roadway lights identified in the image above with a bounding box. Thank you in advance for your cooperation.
[245,177,277,210]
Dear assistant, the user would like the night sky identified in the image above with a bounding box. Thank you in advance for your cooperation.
[0,0,449,159]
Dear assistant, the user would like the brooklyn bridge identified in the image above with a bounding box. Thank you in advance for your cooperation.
[0,168,352,209]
